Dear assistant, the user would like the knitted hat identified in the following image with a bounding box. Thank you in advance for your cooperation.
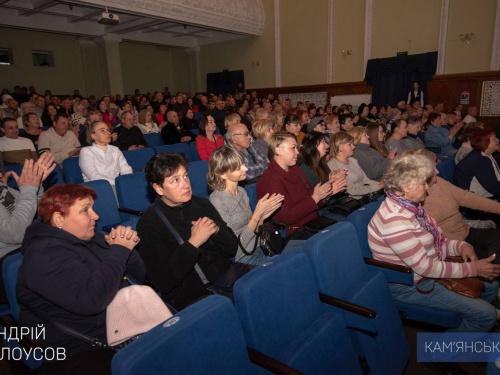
[307,117,325,133]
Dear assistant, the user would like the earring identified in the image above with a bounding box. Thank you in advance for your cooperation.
[57,226,62,229]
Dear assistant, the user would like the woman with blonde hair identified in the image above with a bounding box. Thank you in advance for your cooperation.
[324,114,340,141]
[252,119,274,158]
[349,126,393,182]
[208,146,289,265]
[327,132,380,198]
[224,113,241,131]
[270,110,284,133]
[137,109,160,134]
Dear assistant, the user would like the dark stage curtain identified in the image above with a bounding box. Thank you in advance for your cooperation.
[364,51,437,106]
[207,70,245,96]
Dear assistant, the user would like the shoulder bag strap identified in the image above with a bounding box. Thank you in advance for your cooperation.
[152,204,210,286]
[25,302,112,350]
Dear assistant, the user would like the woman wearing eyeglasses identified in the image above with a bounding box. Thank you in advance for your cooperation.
[79,121,133,186]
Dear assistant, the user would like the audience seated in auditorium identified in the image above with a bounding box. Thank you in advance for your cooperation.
[79,121,132,186]
[41,104,58,128]
[454,129,500,200]
[0,118,38,164]
[137,109,160,134]
[425,112,457,158]
[463,106,478,124]
[455,122,485,164]
[401,115,425,150]
[195,114,224,161]
[237,104,253,131]
[327,132,380,198]
[251,119,274,159]
[161,110,193,145]
[350,125,393,182]
[227,123,268,184]
[356,103,370,126]
[38,113,81,166]
[369,153,500,333]
[58,97,73,116]
[339,113,354,133]
[137,152,237,311]
[384,119,409,155]
[113,111,147,151]
[208,146,306,265]
[16,102,35,129]
[180,108,198,131]
[98,99,117,129]
[324,114,340,141]
[18,184,145,373]
[307,117,326,134]
[33,96,45,118]
[0,153,54,304]
[257,132,333,235]
[298,132,347,216]
[282,114,305,147]
[403,149,500,266]
[19,113,42,146]
[71,101,87,128]
[3,98,21,120]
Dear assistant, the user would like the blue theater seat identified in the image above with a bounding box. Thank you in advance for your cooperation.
[122,147,155,173]
[62,156,83,184]
[155,143,191,162]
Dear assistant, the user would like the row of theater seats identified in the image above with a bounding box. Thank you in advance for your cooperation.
[1,222,412,374]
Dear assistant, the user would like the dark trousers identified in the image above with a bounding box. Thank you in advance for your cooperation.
[465,227,500,264]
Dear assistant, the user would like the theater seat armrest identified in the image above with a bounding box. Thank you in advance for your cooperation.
[118,207,143,216]
[319,293,376,319]
[364,258,412,273]
[364,257,414,285]
[247,347,305,375]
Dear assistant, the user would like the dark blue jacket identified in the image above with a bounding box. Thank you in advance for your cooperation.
[17,221,146,355]
[454,150,500,198]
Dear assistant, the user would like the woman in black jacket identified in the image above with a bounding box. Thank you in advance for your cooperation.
[17,184,146,374]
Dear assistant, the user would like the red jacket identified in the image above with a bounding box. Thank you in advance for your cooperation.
[257,158,323,234]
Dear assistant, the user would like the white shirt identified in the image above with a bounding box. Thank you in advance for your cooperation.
[79,143,133,185]
[0,136,36,152]
[463,114,477,124]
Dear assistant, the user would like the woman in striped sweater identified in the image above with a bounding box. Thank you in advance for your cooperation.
[368,154,500,332]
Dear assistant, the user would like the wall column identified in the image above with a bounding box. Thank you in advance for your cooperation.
[93,34,124,96]
[274,0,281,88]
[491,0,500,70]
[185,47,202,95]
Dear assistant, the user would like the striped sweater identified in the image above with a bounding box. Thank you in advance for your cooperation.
[368,197,477,283]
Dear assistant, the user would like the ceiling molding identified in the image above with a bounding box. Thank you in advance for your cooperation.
[75,0,264,36]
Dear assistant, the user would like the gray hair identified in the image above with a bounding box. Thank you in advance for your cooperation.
[382,154,434,193]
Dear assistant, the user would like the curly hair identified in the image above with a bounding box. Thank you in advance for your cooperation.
[382,154,434,194]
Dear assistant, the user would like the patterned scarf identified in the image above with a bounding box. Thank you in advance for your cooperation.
[387,190,447,260]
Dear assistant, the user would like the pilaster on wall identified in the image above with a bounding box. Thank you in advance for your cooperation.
[94,35,124,96]
[436,0,449,74]
[491,0,500,71]
[274,0,281,88]
[186,47,202,95]
[363,0,372,77]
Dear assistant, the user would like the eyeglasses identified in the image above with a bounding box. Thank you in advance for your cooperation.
[96,128,111,134]
[234,132,251,137]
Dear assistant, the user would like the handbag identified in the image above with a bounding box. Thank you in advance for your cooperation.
[417,256,485,299]
[106,285,173,347]
[258,221,285,257]
[302,216,337,232]
[153,204,256,301]
[360,189,384,205]
[328,196,363,216]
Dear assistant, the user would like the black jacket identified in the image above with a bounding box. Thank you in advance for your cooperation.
[161,122,193,145]
[17,221,146,354]
[136,196,237,310]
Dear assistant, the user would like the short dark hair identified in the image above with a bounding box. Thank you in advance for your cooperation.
[145,152,188,186]
[53,112,69,124]
[428,112,441,124]
[338,113,352,125]
[0,117,16,129]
